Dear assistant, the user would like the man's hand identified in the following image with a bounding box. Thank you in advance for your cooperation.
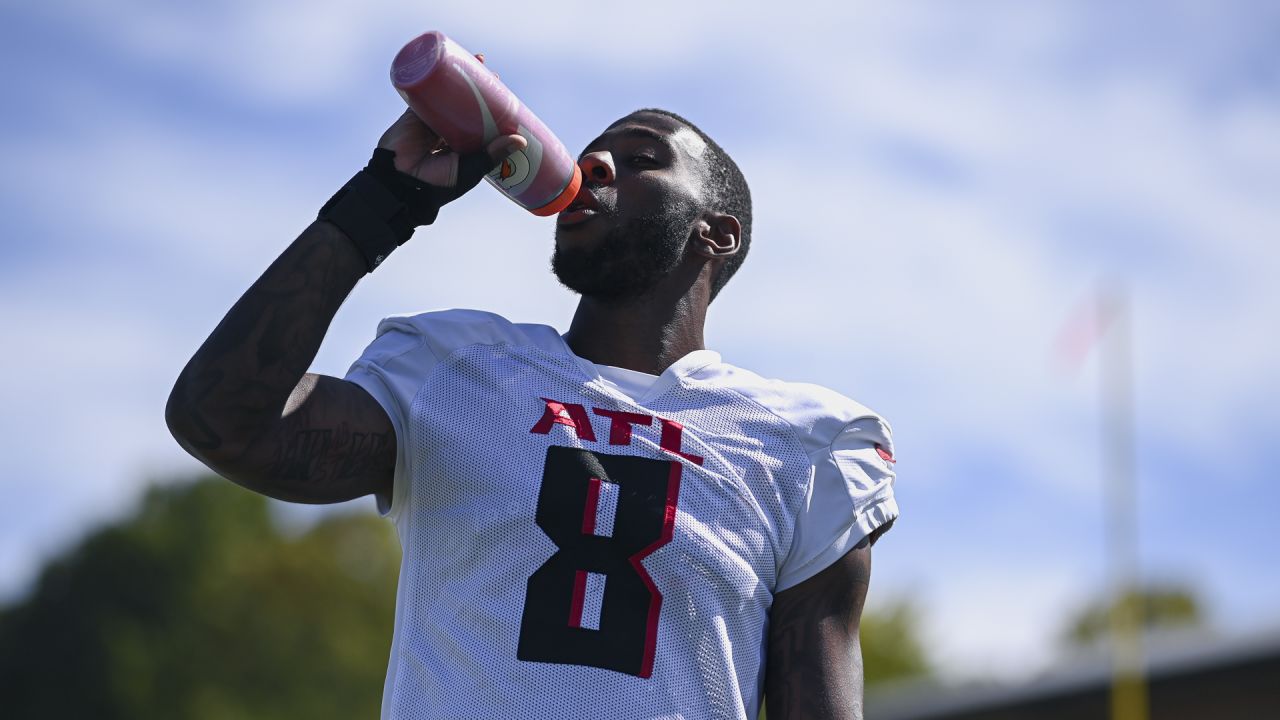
[377,109,525,188]
[378,55,527,189]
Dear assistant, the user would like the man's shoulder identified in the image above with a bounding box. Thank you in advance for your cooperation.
[690,361,887,453]
[372,308,564,359]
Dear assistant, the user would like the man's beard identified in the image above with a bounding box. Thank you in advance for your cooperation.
[552,201,699,301]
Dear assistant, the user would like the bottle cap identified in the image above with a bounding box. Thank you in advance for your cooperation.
[530,166,583,217]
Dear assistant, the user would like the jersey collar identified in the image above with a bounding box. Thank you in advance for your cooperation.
[558,335,721,404]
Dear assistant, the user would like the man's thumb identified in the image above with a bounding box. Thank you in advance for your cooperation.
[487,134,528,164]
[455,134,530,192]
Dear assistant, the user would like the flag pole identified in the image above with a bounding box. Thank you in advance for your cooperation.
[1100,284,1148,720]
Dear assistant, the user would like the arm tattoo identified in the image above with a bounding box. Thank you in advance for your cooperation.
[178,368,227,453]
[168,221,393,500]
[270,423,392,487]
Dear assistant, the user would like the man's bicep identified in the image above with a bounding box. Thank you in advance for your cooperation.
[239,373,397,504]
[765,540,872,720]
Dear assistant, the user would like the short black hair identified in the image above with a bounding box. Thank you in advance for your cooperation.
[629,108,752,301]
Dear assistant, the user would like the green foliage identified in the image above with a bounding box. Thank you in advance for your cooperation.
[861,600,931,687]
[1062,584,1204,647]
[0,477,399,720]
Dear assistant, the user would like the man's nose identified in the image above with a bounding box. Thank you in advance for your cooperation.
[579,151,615,185]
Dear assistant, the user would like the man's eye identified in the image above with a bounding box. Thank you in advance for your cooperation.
[629,155,659,166]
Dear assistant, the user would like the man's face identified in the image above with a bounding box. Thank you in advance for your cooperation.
[552,112,711,300]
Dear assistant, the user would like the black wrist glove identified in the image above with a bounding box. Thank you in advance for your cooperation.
[318,146,497,272]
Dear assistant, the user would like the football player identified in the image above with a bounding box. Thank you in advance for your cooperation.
[167,101,898,720]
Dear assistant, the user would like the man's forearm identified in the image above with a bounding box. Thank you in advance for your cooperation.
[166,220,367,468]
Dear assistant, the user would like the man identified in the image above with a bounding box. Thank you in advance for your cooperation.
[167,100,898,719]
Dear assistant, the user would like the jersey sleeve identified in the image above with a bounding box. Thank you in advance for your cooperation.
[343,309,546,519]
[774,414,899,592]
[343,318,439,519]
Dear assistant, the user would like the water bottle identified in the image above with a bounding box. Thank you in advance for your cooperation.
[391,31,582,217]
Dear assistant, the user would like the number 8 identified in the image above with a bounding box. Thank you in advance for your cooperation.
[517,446,681,678]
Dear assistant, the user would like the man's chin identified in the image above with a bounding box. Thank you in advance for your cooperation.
[551,249,606,297]
[551,215,687,300]
[551,250,641,300]
[553,221,604,252]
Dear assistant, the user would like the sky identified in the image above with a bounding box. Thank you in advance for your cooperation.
[1,0,1277,683]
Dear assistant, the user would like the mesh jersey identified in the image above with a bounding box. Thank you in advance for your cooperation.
[344,309,898,720]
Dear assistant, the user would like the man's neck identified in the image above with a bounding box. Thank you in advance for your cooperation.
[564,286,709,377]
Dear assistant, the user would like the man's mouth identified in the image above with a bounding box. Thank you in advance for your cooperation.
[558,207,597,226]
[558,192,605,226]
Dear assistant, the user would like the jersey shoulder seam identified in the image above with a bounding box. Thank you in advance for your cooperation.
[692,373,876,459]
[679,375,819,577]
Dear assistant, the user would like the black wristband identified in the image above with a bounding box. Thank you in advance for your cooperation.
[318,150,424,272]
[318,147,501,273]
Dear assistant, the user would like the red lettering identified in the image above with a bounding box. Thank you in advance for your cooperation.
[531,401,704,468]
[592,408,654,445]
[530,398,597,441]
[658,418,704,466]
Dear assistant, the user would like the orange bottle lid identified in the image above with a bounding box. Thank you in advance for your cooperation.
[530,166,583,217]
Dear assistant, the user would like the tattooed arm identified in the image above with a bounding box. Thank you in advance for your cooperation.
[165,107,525,505]
[165,219,396,504]
[764,536,876,720]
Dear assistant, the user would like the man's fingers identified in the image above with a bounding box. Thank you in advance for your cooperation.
[411,154,460,188]
[486,134,528,164]
[395,107,429,133]
[379,108,440,151]
[405,134,524,190]
[474,52,499,80]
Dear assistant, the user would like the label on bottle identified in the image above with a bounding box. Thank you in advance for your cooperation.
[488,125,544,197]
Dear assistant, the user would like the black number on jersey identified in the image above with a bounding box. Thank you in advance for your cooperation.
[517,446,681,678]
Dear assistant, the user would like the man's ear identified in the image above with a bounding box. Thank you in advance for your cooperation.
[693,212,742,259]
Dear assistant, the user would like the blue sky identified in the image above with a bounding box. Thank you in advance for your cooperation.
[2,0,1277,680]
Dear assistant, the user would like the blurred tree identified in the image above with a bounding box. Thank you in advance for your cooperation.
[0,477,399,720]
[1062,584,1204,647]
[861,600,931,687]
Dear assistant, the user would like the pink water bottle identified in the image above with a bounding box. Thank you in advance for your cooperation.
[391,31,582,217]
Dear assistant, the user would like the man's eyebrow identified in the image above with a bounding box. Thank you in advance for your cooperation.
[581,126,673,154]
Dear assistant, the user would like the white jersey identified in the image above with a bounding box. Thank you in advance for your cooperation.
[344,309,898,720]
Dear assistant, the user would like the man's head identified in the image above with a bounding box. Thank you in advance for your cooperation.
[552,109,751,303]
